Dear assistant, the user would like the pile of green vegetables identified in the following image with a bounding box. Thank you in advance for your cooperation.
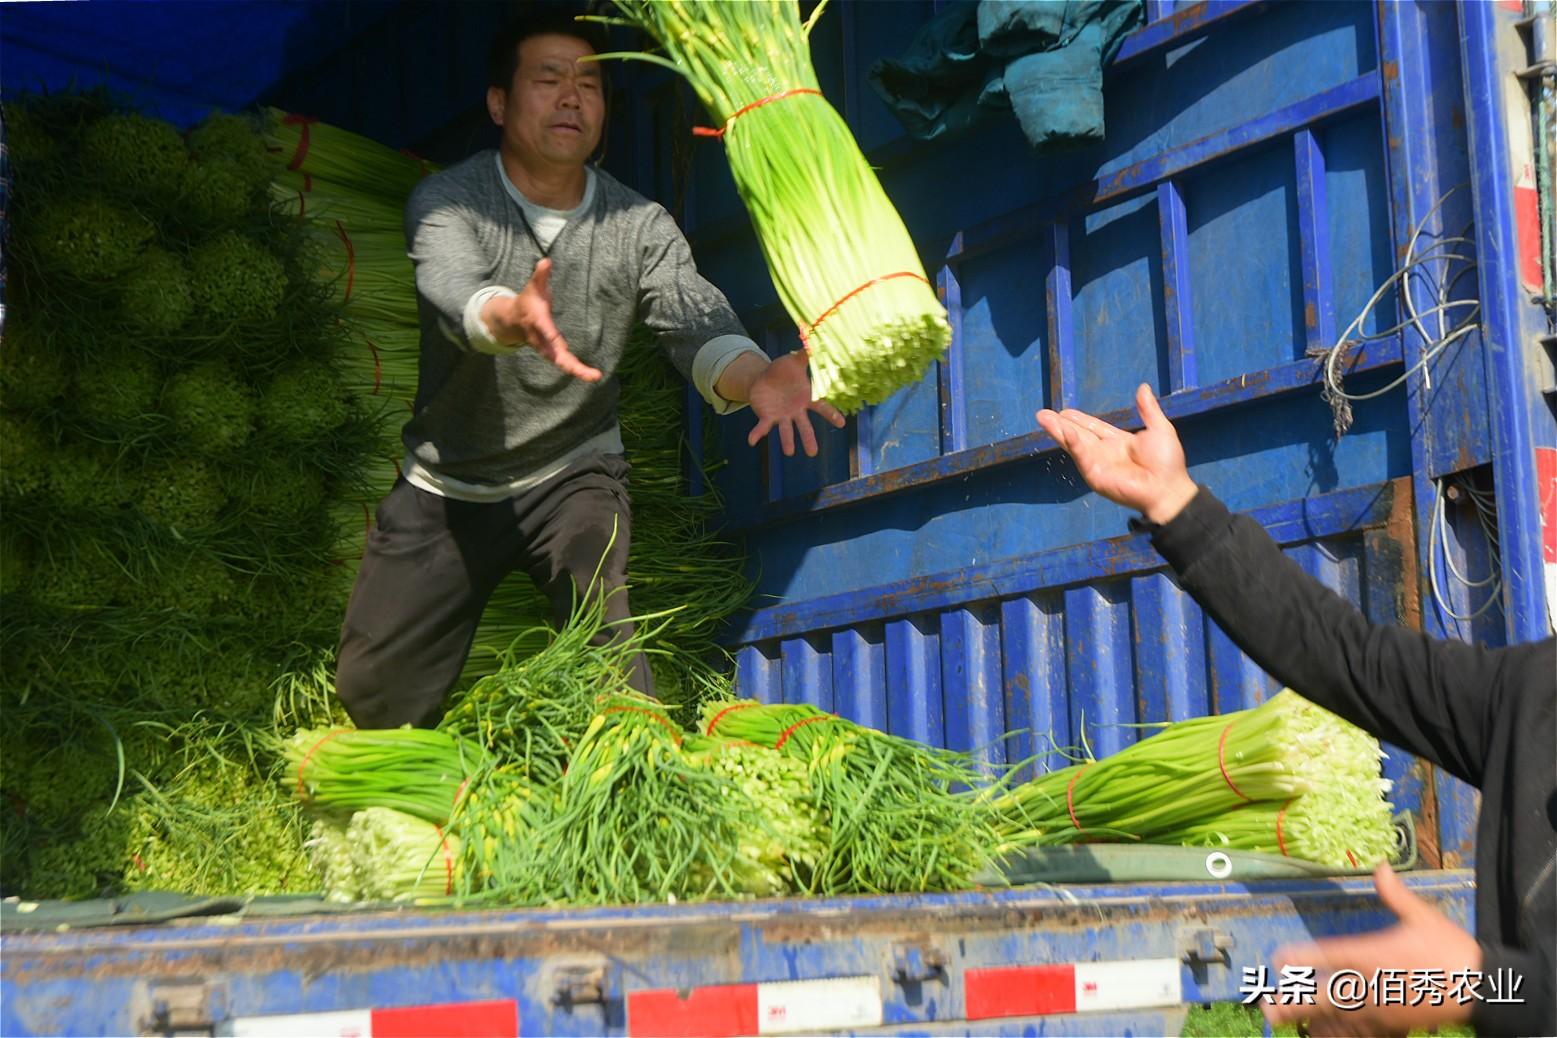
[592,0,951,411]
[989,690,1399,870]
[286,599,1015,906]
[1,91,754,901]
[284,642,1401,906]
[1,91,378,898]
[700,700,1004,894]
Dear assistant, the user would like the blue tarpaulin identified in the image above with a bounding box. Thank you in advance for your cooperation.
[1,1,398,128]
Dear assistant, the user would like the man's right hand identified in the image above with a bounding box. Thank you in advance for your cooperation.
[1035,383,1198,525]
[481,258,603,381]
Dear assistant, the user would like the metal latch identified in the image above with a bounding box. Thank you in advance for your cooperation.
[142,982,215,1037]
[550,961,608,1008]
[1180,927,1236,967]
[890,942,947,985]
[1515,3,1556,82]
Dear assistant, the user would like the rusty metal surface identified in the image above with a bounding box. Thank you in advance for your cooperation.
[0,873,1476,1036]
[2,872,1476,985]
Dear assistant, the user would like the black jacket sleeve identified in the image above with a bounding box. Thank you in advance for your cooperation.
[1150,488,1555,1037]
[1149,488,1506,787]
[1474,943,1555,1038]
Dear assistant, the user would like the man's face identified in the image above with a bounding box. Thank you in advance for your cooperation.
[488,33,604,168]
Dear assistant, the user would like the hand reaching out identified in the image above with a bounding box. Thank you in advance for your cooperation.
[746,352,846,457]
[484,258,602,381]
[1258,864,1481,1037]
[1036,383,1198,524]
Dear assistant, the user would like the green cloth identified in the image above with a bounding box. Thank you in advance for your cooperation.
[868,0,1144,151]
[0,891,367,932]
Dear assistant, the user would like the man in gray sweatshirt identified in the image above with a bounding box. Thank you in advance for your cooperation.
[336,10,844,729]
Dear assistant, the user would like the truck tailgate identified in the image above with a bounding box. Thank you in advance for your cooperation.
[1,870,1474,1036]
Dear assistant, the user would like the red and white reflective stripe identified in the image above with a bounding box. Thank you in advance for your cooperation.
[1538,447,1557,631]
[371,1000,517,1038]
[225,998,518,1038]
[226,1009,372,1037]
[965,958,1182,1020]
[1514,184,1543,291]
[1504,72,1544,290]
[627,976,881,1037]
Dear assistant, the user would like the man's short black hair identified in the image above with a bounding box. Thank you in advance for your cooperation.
[487,6,609,92]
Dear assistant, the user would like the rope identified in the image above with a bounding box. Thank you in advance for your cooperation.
[693,88,823,138]
[332,219,356,303]
[282,114,317,173]
[1066,763,1093,831]
[798,272,930,353]
[704,701,758,736]
[602,705,683,745]
[774,714,835,751]
[433,825,455,895]
[295,728,351,799]
[400,148,433,179]
[1217,721,1253,802]
[362,334,383,394]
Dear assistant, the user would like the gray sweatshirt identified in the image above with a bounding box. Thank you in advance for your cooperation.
[402,151,765,499]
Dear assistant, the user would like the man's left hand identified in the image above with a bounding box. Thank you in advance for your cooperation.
[746,352,846,457]
[1259,863,1480,1037]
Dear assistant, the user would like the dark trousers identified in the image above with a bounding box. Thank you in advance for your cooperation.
[335,452,652,729]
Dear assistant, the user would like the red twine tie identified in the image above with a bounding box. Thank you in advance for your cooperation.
[693,88,823,139]
[798,272,931,353]
[291,175,315,222]
[362,335,383,394]
[283,113,317,173]
[718,739,764,752]
[774,714,835,751]
[400,148,432,178]
[602,705,683,745]
[705,701,759,736]
[1066,763,1093,831]
[433,825,455,895]
[1275,800,1292,857]
[295,728,351,799]
[332,220,356,302]
[1217,721,1253,802]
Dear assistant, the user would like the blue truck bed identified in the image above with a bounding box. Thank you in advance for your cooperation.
[1,871,1476,1036]
[1,0,1551,1033]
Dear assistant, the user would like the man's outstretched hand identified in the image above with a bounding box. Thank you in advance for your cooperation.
[1036,383,1198,525]
[1258,863,1480,1037]
[482,258,603,381]
[745,351,846,457]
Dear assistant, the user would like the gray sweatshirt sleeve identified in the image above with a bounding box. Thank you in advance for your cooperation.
[405,179,510,354]
[637,204,767,414]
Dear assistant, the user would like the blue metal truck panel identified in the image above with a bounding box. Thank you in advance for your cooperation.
[0,872,1477,1037]
[637,0,1557,874]
[1460,0,1557,645]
